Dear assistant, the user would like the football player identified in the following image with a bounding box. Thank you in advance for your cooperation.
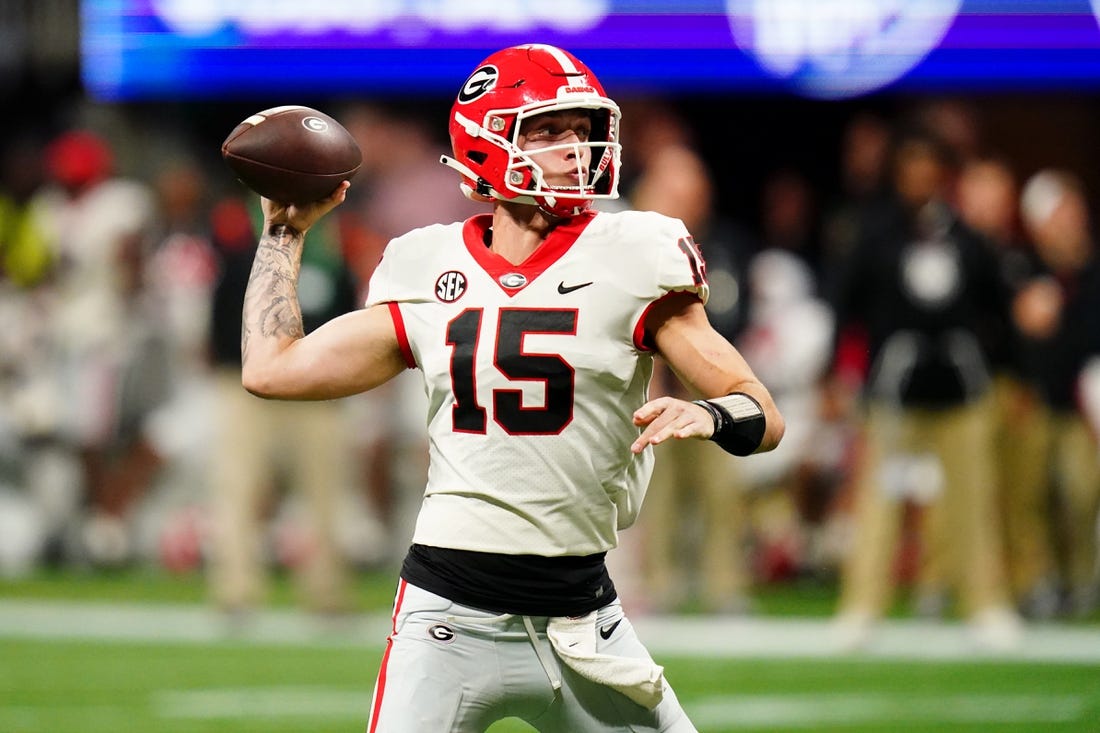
[240,43,784,733]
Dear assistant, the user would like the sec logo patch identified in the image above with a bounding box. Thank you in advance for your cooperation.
[436,271,467,302]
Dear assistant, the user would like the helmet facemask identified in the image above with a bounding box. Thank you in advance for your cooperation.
[502,105,621,218]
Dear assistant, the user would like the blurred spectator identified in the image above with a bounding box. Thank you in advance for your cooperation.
[737,251,837,580]
[615,97,696,199]
[823,112,893,270]
[341,102,483,249]
[916,99,983,171]
[954,157,1059,619]
[205,194,358,616]
[738,169,840,581]
[0,138,55,575]
[631,142,757,613]
[827,128,1020,650]
[339,103,480,568]
[1018,169,1100,618]
[29,128,162,566]
[0,139,51,287]
[759,169,822,275]
[819,114,894,502]
[131,154,221,569]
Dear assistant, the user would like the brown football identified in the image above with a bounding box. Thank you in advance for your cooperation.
[221,105,362,204]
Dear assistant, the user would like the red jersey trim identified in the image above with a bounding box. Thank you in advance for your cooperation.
[633,300,658,352]
[387,302,416,369]
[632,289,704,352]
[462,212,597,296]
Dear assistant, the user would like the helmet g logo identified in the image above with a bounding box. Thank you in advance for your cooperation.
[458,65,499,104]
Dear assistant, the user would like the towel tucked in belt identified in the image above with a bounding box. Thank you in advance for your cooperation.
[546,612,665,709]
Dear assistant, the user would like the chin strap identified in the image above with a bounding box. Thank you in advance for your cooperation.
[440,154,588,218]
[440,154,528,206]
[439,154,480,185]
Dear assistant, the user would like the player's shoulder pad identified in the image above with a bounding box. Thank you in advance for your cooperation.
[591,210,705,302]
[366,221,464,307]
[382,220,463,260]
[598,209,690,242]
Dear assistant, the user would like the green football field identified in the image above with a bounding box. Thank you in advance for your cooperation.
[2,570,1099,733]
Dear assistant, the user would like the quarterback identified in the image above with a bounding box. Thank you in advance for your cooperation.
[241,44,783,733]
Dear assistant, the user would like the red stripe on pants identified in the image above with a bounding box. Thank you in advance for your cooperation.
[368,579,408,733]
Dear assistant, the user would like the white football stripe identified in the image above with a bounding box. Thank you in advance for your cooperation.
[259,104,308,116]
[244,105,310,125]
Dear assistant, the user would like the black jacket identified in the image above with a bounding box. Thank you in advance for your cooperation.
[830,196,1011,408]
[1025,255,1100,413]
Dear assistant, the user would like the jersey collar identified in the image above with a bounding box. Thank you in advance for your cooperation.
[462,212,596,296]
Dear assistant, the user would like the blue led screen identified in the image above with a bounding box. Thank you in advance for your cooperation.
[81,0,1100,100]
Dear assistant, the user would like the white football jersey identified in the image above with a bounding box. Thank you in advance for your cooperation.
[366,210,708,556]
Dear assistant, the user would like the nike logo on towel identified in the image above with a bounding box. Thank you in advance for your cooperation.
[599,620,621,640]
[557,280,594,294]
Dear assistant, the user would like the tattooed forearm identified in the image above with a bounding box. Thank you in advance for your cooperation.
[241,224,306,361]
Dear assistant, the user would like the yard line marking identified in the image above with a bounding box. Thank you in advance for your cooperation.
[632,615,1100,664]
[1,600,1099,664]
[154,687,371,719]
[0,599,391,646]
[688,693,1088,728]
[151,687,1088,727]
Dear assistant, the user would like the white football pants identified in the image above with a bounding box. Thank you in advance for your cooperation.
[366,580,698,732]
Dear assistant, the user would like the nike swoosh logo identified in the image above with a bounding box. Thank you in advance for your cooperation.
[599,619,621,640]
[557,280,594,294]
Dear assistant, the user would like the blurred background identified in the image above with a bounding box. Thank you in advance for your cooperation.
[2,1,1100,732]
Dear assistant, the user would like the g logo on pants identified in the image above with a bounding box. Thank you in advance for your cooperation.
[428,624,456,644]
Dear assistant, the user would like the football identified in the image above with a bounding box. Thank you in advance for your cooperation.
[221,105,362,204]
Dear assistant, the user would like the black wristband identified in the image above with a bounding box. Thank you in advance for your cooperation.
[692,393,766,456]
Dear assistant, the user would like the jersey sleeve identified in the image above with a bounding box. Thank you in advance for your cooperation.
[363,240,400,308]
[364,222,461,308]
[646,212,710,304]
[619,212,711,352]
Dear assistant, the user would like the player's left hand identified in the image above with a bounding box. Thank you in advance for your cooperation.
[630,397,715,454]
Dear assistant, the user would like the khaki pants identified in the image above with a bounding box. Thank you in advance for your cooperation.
[987,375,1055,600]
[838,396,1010,619]
[641,437,749,612]
[208,370,351,613]
[1047,412,1100,607]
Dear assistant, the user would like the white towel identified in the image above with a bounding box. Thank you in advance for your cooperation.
[546,612,665,709]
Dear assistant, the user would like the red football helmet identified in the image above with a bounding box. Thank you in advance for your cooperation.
[441,44,622,218]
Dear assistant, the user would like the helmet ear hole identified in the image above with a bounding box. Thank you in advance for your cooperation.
[468,150,488,164]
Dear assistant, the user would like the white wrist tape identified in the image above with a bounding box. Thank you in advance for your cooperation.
[708,393,765,421]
